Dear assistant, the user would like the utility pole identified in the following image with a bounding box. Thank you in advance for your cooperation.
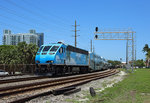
[126,33,129,65]
[93,45,95,69]
[134,34,136,68]
[91,40,92,52]
[132,32,134,73]
[72,20,80,47]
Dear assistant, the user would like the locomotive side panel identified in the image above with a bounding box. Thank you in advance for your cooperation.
[65,45,88,66]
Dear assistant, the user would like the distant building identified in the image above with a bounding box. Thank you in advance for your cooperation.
[3,29,44,47]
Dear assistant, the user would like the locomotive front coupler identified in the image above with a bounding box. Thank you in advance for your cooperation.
[47,63,54,72]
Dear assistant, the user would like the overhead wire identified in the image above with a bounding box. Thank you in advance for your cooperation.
[0,5,70,36]
[0,20,59,41]
[22,0,73,26]
[0,5,45,27]
[5,0,70,33]
[0,14,45,30]
[0,21,27,31]
[0,0,86,45]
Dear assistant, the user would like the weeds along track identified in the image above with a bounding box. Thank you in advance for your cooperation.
[0,69,119,103]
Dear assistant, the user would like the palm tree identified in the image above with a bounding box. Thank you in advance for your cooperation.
[143,44,150,67]
[143,44,149,52]
[17,42,38,64]
[26,43,38,64]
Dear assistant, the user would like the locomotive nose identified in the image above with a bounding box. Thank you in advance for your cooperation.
[35,54,55,64]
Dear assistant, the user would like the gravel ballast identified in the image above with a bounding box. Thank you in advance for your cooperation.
[27,71,127,103]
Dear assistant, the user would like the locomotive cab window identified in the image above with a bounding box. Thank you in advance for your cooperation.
[59,47,63,54]
[42,46,51,52]
[50,46,59,52]
[38,46,44,52]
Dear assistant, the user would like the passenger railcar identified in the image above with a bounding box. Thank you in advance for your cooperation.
[89,52,104,71]
[35,42,109,75]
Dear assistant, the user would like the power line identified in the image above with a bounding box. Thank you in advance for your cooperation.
[0,14,45,30]
[5,0,70,32]
[0,21,27,31]
[22,0,72,26]
[0,5,71,36]
[0,21,60,44]
[0,1,84,43]
[0,5,44,26]
[0,19,69,41]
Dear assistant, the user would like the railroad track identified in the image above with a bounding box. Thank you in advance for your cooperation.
[0,76,50,84]
[0,69,119,103]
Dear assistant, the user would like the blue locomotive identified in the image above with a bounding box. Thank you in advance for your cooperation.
[35,42,109,75]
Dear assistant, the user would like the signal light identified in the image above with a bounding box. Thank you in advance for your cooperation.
[95,35,98,39]
[46,61,53,63]
[95,27,98,32]
[36,61,40,63]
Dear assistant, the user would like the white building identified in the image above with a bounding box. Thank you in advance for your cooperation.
[3,29,44,47]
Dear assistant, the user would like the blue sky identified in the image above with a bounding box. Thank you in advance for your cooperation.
[0,0,149,62]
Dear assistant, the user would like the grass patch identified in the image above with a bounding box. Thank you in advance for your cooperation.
[87,69,150,103]
[102,80,107,87]
[45,101,50,103]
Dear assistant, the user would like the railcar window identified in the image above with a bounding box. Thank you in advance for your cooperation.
[38,46,44,52]
[50,46,59,52]
[42,46,51,52]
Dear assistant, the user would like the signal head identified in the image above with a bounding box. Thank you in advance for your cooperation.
[95,27,98,32]
[95,35,98,39]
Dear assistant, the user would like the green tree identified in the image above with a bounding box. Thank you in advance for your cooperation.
[108,60,121,68]
[143,44,150,67]
[25,43,39,64]
[0,42,38,64]
[134,59,145,68]
[0,45,18,64]
[143,44,149,52]
[0,42,38,74]
[17,42,28,64]
[17,42,38,64]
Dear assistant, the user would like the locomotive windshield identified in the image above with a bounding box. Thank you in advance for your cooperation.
[38,46,44,52]
[42,46,51,52]
[50,46,59,52]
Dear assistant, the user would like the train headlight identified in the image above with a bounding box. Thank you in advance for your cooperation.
[46,61,53,63]
[36,61,40,63]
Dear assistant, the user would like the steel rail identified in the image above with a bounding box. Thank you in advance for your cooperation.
[0,71,114,97]
[0,69,110,84]
[0,70,117,98]
[0,69,111,93]
[0,76,50,84]
[9,69,119,103]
